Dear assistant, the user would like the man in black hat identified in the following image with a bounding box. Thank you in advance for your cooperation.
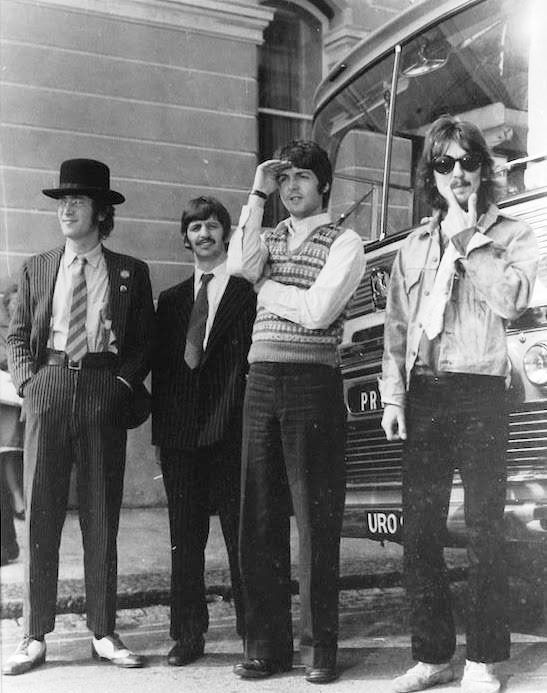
[3,159,154,675]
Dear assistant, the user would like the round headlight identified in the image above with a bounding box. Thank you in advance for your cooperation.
[523,342,547,385]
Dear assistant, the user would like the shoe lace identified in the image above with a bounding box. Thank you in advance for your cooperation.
[16,636,37,654]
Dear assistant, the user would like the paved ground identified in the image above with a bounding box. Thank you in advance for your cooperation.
[1,508,546,692]
[1,600,546,693]
[0,507,422,617]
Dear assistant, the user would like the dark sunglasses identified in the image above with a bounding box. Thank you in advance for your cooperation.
[432,153,482,175]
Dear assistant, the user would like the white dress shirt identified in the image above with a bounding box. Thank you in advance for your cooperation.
[49,243,117,353]
[193,261,230,348]
[227,197,366,330]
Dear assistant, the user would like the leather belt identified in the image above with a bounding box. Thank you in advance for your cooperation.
[44,349,117,371]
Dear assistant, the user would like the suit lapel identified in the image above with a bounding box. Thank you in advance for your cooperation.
[103,247,130,351]
[37,247,63,355]
[201,277,247,365]
[43,247,64,312]
[176,277,195,331]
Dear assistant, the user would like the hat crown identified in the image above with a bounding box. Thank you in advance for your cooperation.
[42,158,125,204]
[58,159,110,191]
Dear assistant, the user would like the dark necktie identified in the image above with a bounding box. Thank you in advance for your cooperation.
[184,273,214,369]
[65,256,88,362]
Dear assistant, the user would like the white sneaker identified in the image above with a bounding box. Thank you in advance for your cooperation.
[393,661,455,692]
[460,660,501,693]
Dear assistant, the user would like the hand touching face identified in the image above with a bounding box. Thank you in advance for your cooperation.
[433,141,481,212]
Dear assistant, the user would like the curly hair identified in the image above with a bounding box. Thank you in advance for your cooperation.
[275,140,333,207]
[417,114,497,214]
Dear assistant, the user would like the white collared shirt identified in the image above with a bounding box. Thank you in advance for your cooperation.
[227,198,365,330]
[193,260,230,348]
[49,243,117,353]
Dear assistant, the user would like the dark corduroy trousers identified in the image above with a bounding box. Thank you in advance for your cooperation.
[403,374,510,665]
[22,363,127,638]
[239,363,346,669]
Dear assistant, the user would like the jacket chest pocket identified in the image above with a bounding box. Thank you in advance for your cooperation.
[403,267,423,295]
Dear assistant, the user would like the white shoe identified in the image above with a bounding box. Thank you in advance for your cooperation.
[2,636,46,675]
[392,661,455,692]
[461,660,501,693]
[91,633,146,668]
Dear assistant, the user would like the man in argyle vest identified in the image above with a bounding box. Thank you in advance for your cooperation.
[228,140,365,684]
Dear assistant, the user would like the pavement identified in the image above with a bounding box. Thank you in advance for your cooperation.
[1,508,546,692]
[1,507,421,619]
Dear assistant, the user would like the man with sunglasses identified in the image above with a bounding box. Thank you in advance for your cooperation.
[380,116,537,693]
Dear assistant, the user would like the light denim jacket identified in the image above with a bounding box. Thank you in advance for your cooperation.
[380,205,538,408]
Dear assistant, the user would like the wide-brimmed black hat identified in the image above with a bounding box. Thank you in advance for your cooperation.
[42,159,125,204]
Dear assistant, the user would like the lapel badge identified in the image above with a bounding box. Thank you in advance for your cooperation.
[120,284,128,293]
[120,269,130,279]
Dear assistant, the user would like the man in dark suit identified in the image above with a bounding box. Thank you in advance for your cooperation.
[152,196,255,666]
[3,159,154,676]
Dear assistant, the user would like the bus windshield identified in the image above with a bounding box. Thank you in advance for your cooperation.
[314,0,547,242]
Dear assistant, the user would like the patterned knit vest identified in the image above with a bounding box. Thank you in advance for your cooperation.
[248,222,348,366]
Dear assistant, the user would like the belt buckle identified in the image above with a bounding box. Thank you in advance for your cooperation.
[67,359,82,371]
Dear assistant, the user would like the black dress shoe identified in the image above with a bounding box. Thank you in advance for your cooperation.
[167,636,205,666]
[233,658,291,679]
[305,666,338,684]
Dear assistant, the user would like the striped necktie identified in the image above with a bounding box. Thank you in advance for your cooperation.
[65,256,88,362]
[184,273,214,370]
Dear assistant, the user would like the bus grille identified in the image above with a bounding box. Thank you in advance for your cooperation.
[345,403,547,485]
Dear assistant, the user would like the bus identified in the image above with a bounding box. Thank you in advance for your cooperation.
[313,0,547,624]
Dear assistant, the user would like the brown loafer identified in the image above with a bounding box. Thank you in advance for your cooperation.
[91,633,146,668]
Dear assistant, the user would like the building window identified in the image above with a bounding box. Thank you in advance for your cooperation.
[259,3,323,225]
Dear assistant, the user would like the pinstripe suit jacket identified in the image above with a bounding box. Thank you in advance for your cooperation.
[7,245,154,396]
[152,275,256,450]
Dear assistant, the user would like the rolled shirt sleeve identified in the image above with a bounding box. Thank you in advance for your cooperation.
[227,197,269,283]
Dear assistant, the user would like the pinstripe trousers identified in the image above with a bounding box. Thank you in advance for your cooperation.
[22,362,128,638]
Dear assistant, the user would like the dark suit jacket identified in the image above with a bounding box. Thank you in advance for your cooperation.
[152,274,256,450]
[7,245,154,396]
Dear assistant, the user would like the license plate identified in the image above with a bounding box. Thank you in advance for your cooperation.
[364,509,403,541]
[347,380,382,413]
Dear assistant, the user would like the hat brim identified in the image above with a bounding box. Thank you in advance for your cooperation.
[42,187,125,205]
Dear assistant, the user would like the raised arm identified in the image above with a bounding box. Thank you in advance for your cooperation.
[227,159,292,283]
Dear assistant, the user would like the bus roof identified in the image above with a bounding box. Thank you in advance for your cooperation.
[314,0,480,118]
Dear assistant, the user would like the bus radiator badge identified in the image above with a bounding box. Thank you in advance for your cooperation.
[370,267,390,311]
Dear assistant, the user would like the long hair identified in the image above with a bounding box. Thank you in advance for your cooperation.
[181,196,232,249]
[275,140,333,207]
[91,200,115,240]
[417,115,497,214]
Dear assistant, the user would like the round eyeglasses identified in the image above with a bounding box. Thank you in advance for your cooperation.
[57,197,91,210]
[431,153,482,175]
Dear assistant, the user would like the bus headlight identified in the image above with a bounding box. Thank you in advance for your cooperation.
[523,342,547,385]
